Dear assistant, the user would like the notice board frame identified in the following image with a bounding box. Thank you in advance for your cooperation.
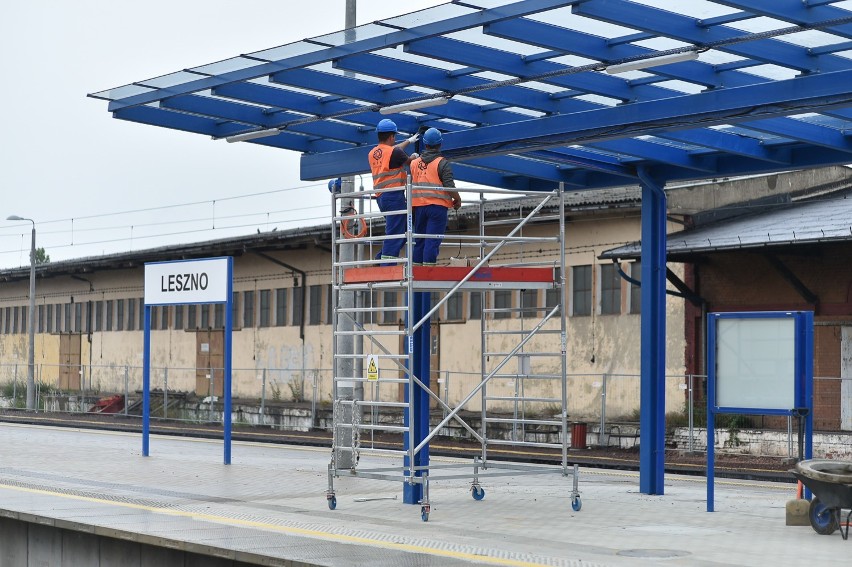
[706,311,813,512]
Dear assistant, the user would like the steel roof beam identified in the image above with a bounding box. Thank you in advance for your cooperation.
[656,129,792,165]
[113,105,350,154]
[485,18,757,90]
[488,19,848,159]
[574,0,849,73]
[405,36,683,103]
[715,1,852,41]
[105,0,575,112]
[735,118,852,153]
[159,95,372,145]
[211,82,422,134]
[438,69,852,159]
[333,53,574,114]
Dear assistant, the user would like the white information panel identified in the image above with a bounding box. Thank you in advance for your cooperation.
[144,258,230,305]
[716,317,795,409]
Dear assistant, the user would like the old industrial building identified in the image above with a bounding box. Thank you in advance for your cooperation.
[2,167,850,426]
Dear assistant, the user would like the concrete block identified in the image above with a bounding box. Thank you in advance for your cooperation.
[28,523,62,566]
[100,537,141,567]
[0,517,28,567]
[140,546,186,567]
[61,530,99,566]
[785,499,810,526]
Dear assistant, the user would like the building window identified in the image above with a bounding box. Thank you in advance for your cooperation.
[46,305,53,333]
[259,290,271,327]
[64,303,73,332]
[214,304,224,329]
[116,300,124,330]
[469,292,482,320]
[309,285,322,325]
[600,263,621,315]
[630,262,641,314]
[75,303,83,332]
[382,291,398,325]
[275,288,288,326]
[159,306,169,330]
[55,304,62,332]
[127,299,136,331]
[292,287,304,327]
[200,304,210,329]
[94,301,103,332]
[37,305,44,333]
[188,304,197,330]
[326,284,334,325]
[446,292,463,321]
[105,301,113,331]
[493,290,512,319]
[244,291,255,328]
[430,292,441,322]
[521,289,539,318]
[174,305,184,329]
[571,265,592,316]
[545,287,560,313]
[231,292,240,328]
[150,306,158,330]
[139,299,145,330]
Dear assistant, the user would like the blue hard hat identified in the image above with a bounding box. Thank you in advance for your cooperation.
[376,119,398,133]
[327,178,342,193]
[422,128,442,146]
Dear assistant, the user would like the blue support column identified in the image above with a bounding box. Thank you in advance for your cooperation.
[403,291,431,504]
[638,168,667,495]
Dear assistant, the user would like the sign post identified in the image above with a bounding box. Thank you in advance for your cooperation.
[143,257,234,464]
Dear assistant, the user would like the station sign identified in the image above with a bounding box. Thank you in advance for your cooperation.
[144,257,230,305]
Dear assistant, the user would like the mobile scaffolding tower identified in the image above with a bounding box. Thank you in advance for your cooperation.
[327,180,580,521]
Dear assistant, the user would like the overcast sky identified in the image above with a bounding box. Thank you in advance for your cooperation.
[0,0,445,268]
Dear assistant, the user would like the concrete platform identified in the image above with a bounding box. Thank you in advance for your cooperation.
[0,422,847,566]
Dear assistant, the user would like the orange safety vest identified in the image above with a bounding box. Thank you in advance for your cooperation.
[410,156,453,208]
[369,143,406,197]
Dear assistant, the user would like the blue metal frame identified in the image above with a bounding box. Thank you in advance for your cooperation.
[142,257,234,464]
[638,168,667,495]
[706,311,814,512]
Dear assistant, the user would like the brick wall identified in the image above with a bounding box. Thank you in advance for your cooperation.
[687,242,852,430]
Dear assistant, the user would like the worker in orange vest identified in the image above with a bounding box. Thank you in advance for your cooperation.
[368,119,419,265]
[410,128,461,266]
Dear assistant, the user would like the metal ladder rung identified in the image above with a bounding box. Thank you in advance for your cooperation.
[484,329,561,335]
[484,352,563,357]
[484,396,562,403]
[485,417,562,426]
[334,330,406,336]
[484,439,565,450]
[489,374,562,379]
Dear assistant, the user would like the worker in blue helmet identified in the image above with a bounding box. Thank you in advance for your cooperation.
[369,119,419,265]
[410,128,461,266]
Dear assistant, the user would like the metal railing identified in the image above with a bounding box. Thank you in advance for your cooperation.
[1,362,849,458]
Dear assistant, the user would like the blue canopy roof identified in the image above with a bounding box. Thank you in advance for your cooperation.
[89,0,852,191]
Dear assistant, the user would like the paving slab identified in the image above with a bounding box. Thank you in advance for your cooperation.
[0,422,847,566]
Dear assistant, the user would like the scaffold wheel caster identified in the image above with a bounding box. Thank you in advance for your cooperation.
[421,505,430,522]
[471,486,485,501]
[328,495,337,510]
[571,496,582,512]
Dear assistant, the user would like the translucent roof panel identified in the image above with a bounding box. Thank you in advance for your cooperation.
[89,0,852,191]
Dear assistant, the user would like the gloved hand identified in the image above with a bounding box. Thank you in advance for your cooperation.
[407,133,420,144]
[409,152,419,160]
[452,197,462,210]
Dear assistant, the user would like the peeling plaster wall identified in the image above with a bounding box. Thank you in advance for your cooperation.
[0,208,686,415]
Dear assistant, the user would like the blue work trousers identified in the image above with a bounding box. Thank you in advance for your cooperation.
[375,191,407,262]
[413,204,449,264]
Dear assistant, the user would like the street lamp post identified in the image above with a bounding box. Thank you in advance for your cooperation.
[7,215,36,410]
